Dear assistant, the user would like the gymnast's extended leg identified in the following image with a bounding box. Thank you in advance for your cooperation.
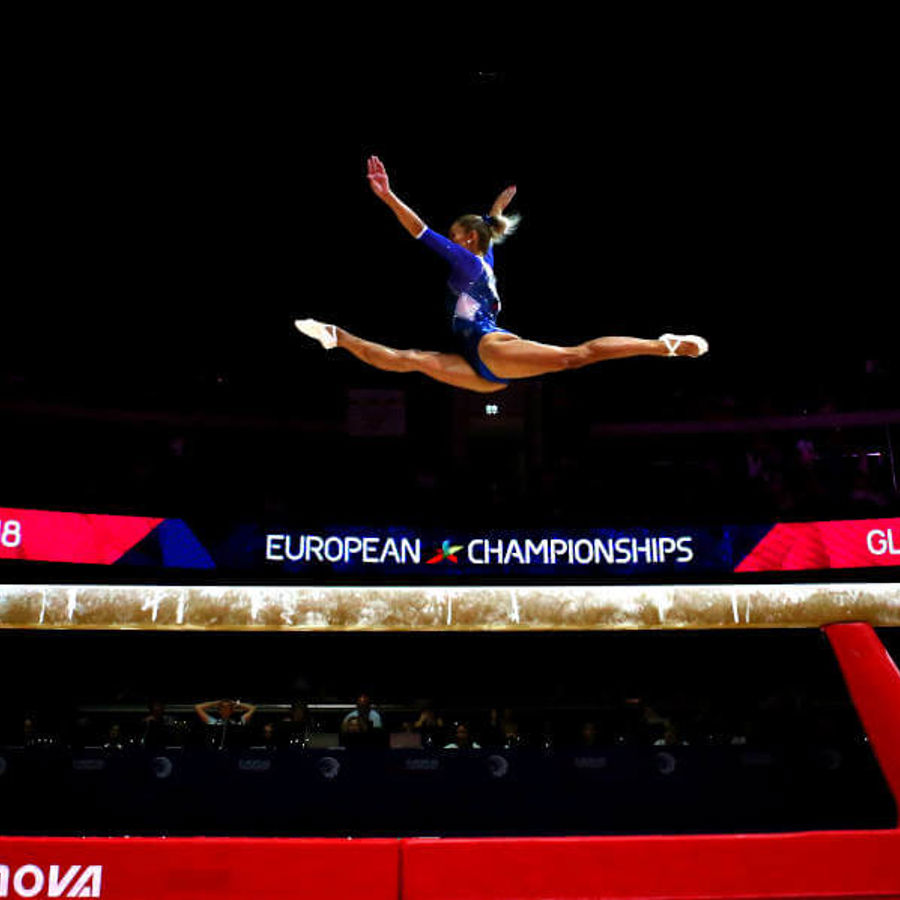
[295,319,507,394]
[477,332,707,380]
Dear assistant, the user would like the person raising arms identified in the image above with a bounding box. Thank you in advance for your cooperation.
[295,156,707,394]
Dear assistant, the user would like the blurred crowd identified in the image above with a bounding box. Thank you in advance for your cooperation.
[3,688,864,756]
[1,355,896,528]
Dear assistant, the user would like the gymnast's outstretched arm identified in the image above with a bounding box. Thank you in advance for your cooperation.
[367,155,428,238]
[367,155,482,280]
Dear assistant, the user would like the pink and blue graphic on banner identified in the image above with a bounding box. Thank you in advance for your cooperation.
[0,507,214,569]
[735,518,900,572]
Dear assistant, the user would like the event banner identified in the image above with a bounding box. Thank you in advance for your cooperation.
[1,507,899,580]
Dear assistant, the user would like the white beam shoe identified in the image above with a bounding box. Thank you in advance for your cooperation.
[659,333,709,357]
[295,319,338,350]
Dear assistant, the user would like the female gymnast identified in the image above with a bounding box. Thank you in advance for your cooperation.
[295,156,708,394]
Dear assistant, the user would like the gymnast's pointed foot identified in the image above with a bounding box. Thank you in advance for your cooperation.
[659,333,709,358]
[295,318,338,350]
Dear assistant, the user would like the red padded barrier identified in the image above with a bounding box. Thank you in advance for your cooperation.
[825,622,900,805]
[0,836,400,900]
[401,830,900,899]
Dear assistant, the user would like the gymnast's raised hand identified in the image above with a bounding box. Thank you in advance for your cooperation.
[366,155,391,200]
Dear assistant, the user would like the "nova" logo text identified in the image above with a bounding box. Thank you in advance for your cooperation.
[0,865,102,898]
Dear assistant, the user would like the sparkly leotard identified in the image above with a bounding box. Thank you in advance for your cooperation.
[417,227,510,384]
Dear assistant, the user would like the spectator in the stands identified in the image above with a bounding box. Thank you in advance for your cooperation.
[140,699,176,749]
[443,722,481,750]
[257,721,278,749]
[195,698,256,726]
[653,721,689,747]
[103,722,125,752]
[412,706,444,748]
[341,693,383,733]
[194,698,257,749]
[340,712,386,749]
[17,712,58,749]
[20,713,39,748]
[502,719,524,748]
[340,715,366,748]
[282,699,313,748]
[485,708,524,748]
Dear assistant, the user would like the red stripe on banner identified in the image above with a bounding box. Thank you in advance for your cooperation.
[0,837,400,900]
[736,518,900,572]
[0,508,164,566]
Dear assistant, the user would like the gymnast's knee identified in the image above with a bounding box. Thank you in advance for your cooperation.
[363,346,418,373]
[406,350,437,375]
[559,346,589,370]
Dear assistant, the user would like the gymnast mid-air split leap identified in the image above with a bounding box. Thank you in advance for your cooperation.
[295,157,708,394]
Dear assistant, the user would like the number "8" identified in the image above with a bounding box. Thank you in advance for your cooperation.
[1,520,22,548]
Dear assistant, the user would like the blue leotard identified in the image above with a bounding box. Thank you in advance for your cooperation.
[417,227,510,384]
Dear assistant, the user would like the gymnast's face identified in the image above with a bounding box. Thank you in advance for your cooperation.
[449,223,481,254]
